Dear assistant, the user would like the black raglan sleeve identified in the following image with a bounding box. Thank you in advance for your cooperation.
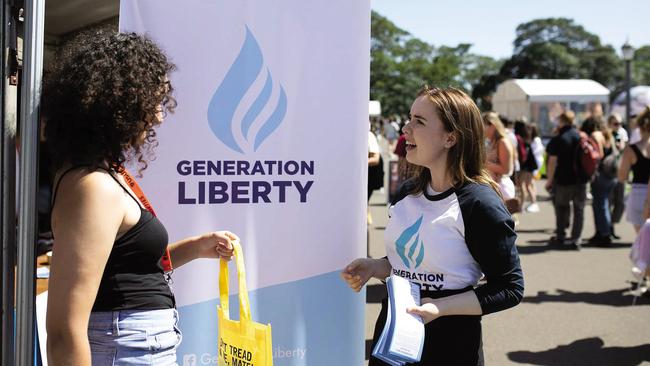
[459,184,524,315]
[390,178,417,206]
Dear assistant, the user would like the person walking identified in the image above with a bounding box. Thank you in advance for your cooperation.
[526,123,545,213]
[545,111,588,249]
[516,122,540,213]
[583,117,617,245]
[609,114,628,239]
[618,107,650,234]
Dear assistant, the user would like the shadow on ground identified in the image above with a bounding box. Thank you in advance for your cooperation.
[516,241,632,255]
[523,287,650,307]
[516,228,555,234]
[508,337,650,366]
[516,242,583,255]
[517,244,554,255]
[581,242,633,249]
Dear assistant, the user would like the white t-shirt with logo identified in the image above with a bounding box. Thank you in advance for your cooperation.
[384,180,524,315]
[386,186,481,292]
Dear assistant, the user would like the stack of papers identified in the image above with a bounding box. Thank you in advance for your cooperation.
[372,274,425,365]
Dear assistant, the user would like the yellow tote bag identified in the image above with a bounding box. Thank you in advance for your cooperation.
[217,242,273,366]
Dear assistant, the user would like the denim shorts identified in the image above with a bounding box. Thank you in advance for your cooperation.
[88,308,181,366]
[626,184,648,226]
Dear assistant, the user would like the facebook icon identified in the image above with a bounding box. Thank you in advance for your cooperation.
[182,354,197,366]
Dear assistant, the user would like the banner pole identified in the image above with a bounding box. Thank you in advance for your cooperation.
[16,0,45,364]
[0,0,6,361]
[2,0,19,364]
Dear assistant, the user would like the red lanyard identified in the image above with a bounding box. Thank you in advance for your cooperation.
[120,169,174,273]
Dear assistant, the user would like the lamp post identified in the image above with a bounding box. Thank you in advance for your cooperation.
[621,41,635,125]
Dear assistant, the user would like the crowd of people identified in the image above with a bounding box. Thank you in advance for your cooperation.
[372,106,650,250]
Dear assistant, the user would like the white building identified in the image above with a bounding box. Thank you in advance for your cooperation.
[492,79,610,136]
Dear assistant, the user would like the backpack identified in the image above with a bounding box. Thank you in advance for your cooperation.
[522,142,538,172]
[368,155,384,191]
[574,131,601,181]
[516,135,527,165]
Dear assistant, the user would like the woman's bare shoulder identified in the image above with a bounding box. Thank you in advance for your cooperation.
[53,168,123,207]
[497,137,513,152]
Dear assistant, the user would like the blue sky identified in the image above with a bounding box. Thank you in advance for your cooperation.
[371,0,649,59]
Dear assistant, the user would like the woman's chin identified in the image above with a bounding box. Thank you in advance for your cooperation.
[405,153,420,166]
[406,153,436,169]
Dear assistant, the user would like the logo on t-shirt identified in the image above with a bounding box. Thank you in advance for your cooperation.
[395,215,425,269]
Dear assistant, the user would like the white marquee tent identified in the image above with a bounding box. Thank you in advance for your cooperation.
[492,79,610,136]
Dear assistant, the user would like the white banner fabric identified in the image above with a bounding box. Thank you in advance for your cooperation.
[119,0,369,364]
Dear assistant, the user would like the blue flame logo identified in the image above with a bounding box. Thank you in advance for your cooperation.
[395,215,425,269]
[207,26,287,153]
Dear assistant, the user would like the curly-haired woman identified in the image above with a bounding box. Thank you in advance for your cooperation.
[43,30,238,365]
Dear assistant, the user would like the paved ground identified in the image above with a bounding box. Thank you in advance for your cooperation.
[365,179,650,366]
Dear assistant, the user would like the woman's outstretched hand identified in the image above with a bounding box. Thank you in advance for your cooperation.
[341,258,380,292]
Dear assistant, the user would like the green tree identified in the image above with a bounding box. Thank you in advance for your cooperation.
[633,46,650,85]
[462,54,503,92]
[370,11,500,116]
[474,18,625,109]
[428,44,469,88]
[370,11,414,116]
[504,18,621,86]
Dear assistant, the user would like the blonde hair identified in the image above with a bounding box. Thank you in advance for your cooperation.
[558,110,576,126]
[636,106,650,133]
[483,111,507,142]
[408,86,500,196]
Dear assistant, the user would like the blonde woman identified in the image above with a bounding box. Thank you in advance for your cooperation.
[483,112,517,210]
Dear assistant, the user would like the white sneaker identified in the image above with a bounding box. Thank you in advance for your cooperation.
[526,203,540,213]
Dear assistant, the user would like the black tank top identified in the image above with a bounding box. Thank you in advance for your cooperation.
[630,145,650,184]
[52,167,175,311]
[603,145,613,158]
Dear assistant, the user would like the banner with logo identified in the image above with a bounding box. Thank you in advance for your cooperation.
[119,1,370,365]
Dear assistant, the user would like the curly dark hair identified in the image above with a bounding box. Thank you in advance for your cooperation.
[42,29,176,174]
